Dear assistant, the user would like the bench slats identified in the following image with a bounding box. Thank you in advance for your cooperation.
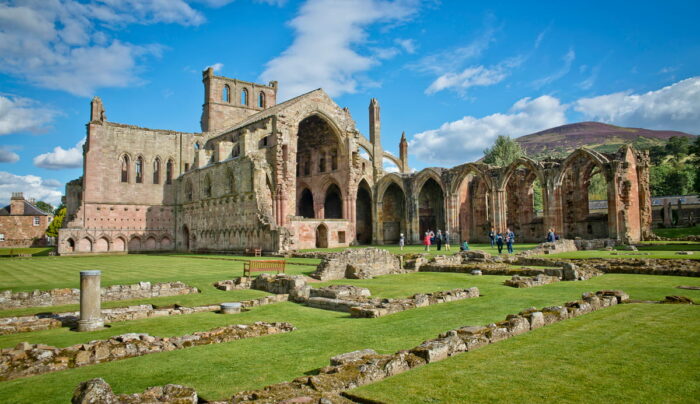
[243,260,285,277]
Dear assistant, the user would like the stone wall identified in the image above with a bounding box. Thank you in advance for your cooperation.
[349,288,480,318]
[1,321,294,381]
[0,316,61,336]
[310,248,402,281]
[504,274,560,288]
[79,290,629,403]
[73,379,198,404]
[580,258,700,277]
[0,281,199,310]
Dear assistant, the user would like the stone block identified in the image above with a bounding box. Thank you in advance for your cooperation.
[330,349,378,366]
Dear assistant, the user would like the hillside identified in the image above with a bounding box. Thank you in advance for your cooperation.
[517,122,697,157]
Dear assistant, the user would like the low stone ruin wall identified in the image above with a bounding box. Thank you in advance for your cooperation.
[0,321,294,381]
[578,258,700,277]
[304,286,479,318]
[0,281,200,310]
[73,379,198,404]
[0,295,290,336]
[349,288,480,318]
[504,274,560,288]
[74,289,630,403]
[310,248,403,281]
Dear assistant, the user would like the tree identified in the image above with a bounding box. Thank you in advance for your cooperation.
[34,201,54,214]
[46,207,65,238]
[665,136,690,157]
[483,135,524,166]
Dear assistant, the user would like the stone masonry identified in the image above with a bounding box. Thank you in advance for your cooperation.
[59,68,651,255]
[310,248,403,281]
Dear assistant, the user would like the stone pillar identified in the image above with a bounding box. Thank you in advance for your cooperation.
[78,270,104,332]
[663,199,672,227]
[220,302,242,314]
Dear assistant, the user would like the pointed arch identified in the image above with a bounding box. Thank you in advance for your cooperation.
[120,154,130,183]
[135,155,144,183]
[258,91,265,108]
[355,179,373,244]
[166,158,174,184]
[153,157,161,184]
[241,88,249,105]
[222,84,230,103]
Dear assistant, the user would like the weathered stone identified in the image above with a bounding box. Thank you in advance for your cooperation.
[72,378,117,404]
[311,249,402,281]
[330,349,378,366]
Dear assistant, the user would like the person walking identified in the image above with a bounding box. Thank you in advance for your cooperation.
[489,227,496,248]
[496,232,504,254]
[423,232,431,251]
[444,230,451,251]
[399,233,405,250]
[436,230,443,251]
[506,228,515,254]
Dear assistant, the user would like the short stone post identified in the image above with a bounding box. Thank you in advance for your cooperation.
[78,270,104,332]
[220,302,242,314]
[663,200,672,227]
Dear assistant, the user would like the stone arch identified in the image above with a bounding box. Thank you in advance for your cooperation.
[258,91,265,108]
[113,236,126,252]
[501,158,546,241]
[316,223,329,248]
[119,153,131,183]
[152,156,162,184]
[323,183,343,219]
[555,148,610,186]
[78,237,93,252]
[376,173,406,205]
[382,152,402,171]
[499,157,544,191]
[222,84,230,103]
[295,111,347,154]
[95,236,110,252]
[241,87,249,106]
[355,179,373,244]
[297,185,315,218]
[450,164,491,243]
[417,175,446,236]
[128,236,142,252]
[65,238,76,253]
[182,225,190,250]
[145,236,157,250]
[135,154,145,184]
[379,179,407,244]
[413,168,446,197]
[166,158,175,184]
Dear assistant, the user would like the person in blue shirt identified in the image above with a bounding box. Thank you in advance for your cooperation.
[488,227,496,247]
[506,228,515,254]
[460,240,470,251]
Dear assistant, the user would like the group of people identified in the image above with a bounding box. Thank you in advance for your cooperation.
[488,227,516,254]
[421,229,451,251]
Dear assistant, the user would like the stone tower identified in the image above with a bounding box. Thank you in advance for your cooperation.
[200,67,278,132]
[399,131,409,173]
[369,98,383,176]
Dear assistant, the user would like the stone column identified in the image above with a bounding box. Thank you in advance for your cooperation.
[78,270,104,332]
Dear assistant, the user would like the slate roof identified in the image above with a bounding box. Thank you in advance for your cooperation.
[0,200,52,216]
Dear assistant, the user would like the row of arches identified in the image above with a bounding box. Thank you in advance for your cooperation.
[120,155,174,185]
[222,85,265,108]
[64,235,172,253]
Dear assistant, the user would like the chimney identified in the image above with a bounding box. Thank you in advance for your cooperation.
[10,192,25,215]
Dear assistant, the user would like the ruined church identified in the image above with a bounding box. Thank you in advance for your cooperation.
[58,68,652,254]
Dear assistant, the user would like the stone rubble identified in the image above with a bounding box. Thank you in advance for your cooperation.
[504,274,560,288]
[0,321,295,381]
[74,289,630,403]
[0,281,200,310]
[310,248,403,281]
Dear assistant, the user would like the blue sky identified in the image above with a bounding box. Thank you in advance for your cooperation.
[1,0,699,206]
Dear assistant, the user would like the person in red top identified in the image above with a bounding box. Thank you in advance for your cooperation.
[423,232,432,251]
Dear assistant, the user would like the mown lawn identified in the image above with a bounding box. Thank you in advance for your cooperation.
[654,225,700,238]
[0,247,54,257]
[0,254,318,318]
[0,268,698,403]
[301,243,540,256]
[350,304,700,404]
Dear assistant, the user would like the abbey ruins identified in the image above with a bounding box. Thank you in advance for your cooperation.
[58,68,652,254]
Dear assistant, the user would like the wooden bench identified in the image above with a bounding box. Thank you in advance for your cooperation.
[243,260,286,277]
[244,247,262,257]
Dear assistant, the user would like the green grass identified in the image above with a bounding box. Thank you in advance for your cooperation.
[654,225,700,238]
[0,254,317,318]
[301,243,539,257]
[540,249,700,260]
[350,304,700,404]
[0,270,698,403]
[0,247,54,257]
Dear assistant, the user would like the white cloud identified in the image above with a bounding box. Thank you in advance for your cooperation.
[0,0,208,97]
[383,160,399,173]
[259,0,421,100]
[410,27,495,76]
[33,138,85,170]
[575,77,700,134]
[0,95,58,135]
[410,95,567,166]
[0,171,63,206]
[532,48,575,89]
[0,147,20,163]
[207,62,224,72]
[395,38,416,54]
[425,56,523,95]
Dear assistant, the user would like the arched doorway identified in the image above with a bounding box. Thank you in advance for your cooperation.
[182,226,190,250]
[66,238,75,253]
[418,178,445,236]
[145,237,157,250]
[78,237,92,252]
[297,188,315,218]
[324,184,343,219]
[355,181,372,244]
[560,153,610,239]
[113,237,125,252]
[128,236,141,252]
[316,224,328,248]
[381,182,406,244]
[95,237,109,252]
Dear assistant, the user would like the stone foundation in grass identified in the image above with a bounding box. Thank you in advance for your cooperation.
[504,274,560,288]
[0,321,295,381]
[349,288,480,318]
[0,281,200,310]
[75,289,629,403]
[310,248,403,281]
[0,295,290,336]
[72,378,198,404]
